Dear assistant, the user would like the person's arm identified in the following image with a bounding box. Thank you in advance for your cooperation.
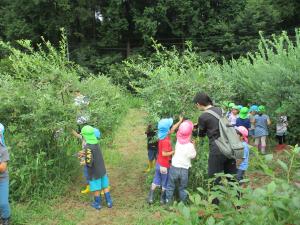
[162,150,174,156]
[198,115,207,138]
[169,116,184,134]
[71,129,82,140]
[267,116,271,126]
[236,159,243,167]
[0,162,7,173]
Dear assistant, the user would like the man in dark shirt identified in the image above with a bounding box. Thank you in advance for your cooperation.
[193,92,237,181]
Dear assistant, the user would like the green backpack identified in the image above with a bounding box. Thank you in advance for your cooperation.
[206,109,244,159]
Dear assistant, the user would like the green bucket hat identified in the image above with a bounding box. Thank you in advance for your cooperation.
[258,105,266,113]
[228,102,235,109]
[232,105,240,110]
[81,125,98,144]
[239,107,249,119]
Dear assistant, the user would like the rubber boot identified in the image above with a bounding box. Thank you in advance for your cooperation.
[81,185,90,194]
[160,190,166,205]
[91,196,101,210]
[104,192,113,208]
[150,160,156,169]
[147,189,155,204]
[144,161,151,173]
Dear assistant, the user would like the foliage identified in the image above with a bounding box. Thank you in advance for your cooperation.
[164,146,300,225]
[127,29,300,144]
[216,29,300,143]
[0,36,127,201]
[0,0,299,74]
[125,43,234,123]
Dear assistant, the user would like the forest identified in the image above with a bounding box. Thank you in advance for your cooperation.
[0,1,300,225]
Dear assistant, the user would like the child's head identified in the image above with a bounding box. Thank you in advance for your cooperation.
[81,125,98,144]
[231,105,240,115]
[239,107,249,120]
[158,118,173,140]
[258,105,266,115]
[236,126,248,143]
[74,90,81,96]
[249,105,258,115]
[228,102,235,111]
[176,120,194,144]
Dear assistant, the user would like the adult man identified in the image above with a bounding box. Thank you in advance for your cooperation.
[193,92,237,183]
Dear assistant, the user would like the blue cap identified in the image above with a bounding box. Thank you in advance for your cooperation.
[94,128,101,139]
[249,105,259,112]
[237,105,243,110]
[158,118,173,140]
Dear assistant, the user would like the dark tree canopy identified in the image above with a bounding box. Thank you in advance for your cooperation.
[0,0,299,73]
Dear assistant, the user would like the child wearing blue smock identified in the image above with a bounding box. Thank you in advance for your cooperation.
[0,123,10,225]
[254,106,271,154]
[235,126,250,183]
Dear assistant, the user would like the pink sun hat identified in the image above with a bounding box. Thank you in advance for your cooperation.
[236,126,249,143]
[176,120,194,144]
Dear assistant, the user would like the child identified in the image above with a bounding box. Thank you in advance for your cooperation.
[0,123,10,225]
[235,126,250,183]
[147,117,183,204]
[165,120,196,204]
[226,102,235,119]
[228,105,240,126]
[254,105,271,154]
[236,107,251,129]
[275,108,288,151]
[144,124,158,172]
[81,125,112,209]
[72,127,101,194]
[248,105,258,138]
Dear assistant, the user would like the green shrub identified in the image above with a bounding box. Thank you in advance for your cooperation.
[126,43,234,123]
[165,146,300,225]
[0,36,127,201]
[216,29,300,143]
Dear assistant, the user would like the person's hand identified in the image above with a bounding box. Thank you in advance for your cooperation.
[179,115,184,123]
[236,159,242,167]
[191,139,196,145]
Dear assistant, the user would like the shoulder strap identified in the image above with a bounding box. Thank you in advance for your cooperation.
[206,109,221,120]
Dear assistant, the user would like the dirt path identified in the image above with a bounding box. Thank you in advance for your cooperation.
[76,108,161,225]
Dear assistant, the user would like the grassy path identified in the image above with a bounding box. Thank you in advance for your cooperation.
[13,108,165,225]
[77,108,163,225]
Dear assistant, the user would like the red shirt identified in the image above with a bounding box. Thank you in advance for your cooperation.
[157,136,172,168]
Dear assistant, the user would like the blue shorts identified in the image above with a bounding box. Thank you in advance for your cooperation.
[89,174,109,192]
[148,148,157,161]
[152,163,169,189]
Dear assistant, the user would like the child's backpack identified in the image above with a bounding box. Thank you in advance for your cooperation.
[206,109,244,159]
